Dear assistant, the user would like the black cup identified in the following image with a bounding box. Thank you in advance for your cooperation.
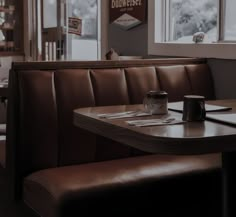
[182,95,206,121]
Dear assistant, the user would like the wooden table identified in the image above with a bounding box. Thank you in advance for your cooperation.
[74,99,236,217]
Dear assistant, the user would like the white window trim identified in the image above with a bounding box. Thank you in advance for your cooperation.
[148,0,236,59]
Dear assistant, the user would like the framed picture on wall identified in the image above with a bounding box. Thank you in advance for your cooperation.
[109,0,147,30]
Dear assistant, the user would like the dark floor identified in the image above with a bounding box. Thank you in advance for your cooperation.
[0,168,37,217]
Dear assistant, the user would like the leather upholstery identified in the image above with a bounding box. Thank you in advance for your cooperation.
[24,153,221,217]
[185,64,215,99]
[90,69,130,106]
[13,64,217,169]
[18,70,58,175]
[7,61,220,217]
[14,64,216,174]
[54,69,97,166]
[125,66,160,104]
[156,65,192,102]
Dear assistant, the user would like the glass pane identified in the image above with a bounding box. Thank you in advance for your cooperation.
[168,0,218,42]
[224,0,236,40]
[69,0,98,39]
[43,0,57,28]
[67,0,99,60]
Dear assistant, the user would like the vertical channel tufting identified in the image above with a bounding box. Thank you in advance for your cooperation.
[125,66,161,104]
[90,68,132,160]
[90,68,130,106]
[54,69,96,166]
[156,65,192,102]
[185,64,215,100]
[18,70,58,175]
[51,71,59,167]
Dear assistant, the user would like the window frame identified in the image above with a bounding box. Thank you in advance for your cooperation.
[148,0,236,59]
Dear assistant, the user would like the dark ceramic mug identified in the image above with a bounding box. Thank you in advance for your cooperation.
[182,95,206,121]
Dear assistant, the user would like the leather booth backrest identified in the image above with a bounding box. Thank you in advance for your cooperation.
[54,69,97,166]
[157,65,193,102]
[125,66,160,104]
[18,70,58,173]
[185,64,215,99]
[7,61,215,196]
[156,64,215,101]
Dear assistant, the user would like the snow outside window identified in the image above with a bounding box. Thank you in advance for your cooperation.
[167,0,218,43]
[149,0,236,59]
[224,0,236,41]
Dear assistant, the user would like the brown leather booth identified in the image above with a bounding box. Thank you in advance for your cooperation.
[7,58,221,217]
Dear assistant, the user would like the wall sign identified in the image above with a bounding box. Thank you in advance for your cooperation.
[68,17,82,35]
[109,0,147,30]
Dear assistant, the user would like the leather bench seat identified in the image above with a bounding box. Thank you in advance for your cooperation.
[8,59,222,217]
[24,153,221,217]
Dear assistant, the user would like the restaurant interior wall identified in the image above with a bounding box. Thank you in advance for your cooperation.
[207,58,236,99]
[107,0,148,57]
[108,22,148,57]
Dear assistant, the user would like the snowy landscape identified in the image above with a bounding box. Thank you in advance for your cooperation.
[168,0,236,42]
[169,0,217,42]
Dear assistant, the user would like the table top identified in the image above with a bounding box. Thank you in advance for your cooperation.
[73,99,236,155]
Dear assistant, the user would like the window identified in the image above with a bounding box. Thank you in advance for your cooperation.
[69,0,98,40]
[149,0,236,59]
[167,0,218,43]
[224,0,236,41]
[25,0,107,61]
[67,0,100,60]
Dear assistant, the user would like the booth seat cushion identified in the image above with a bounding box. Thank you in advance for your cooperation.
[24,153,221,217]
